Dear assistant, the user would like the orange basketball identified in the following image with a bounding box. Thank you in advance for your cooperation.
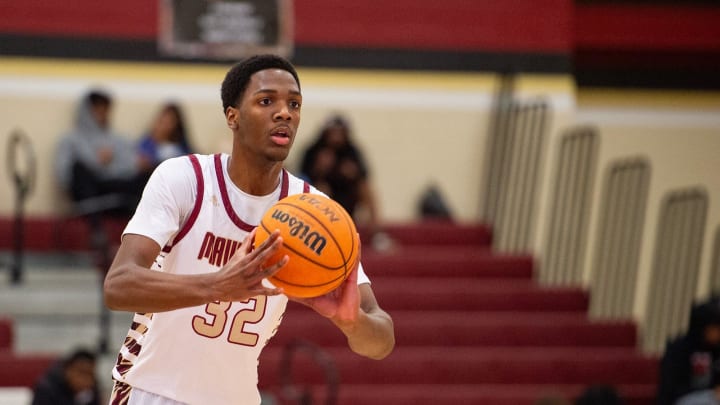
[255,193,359,298]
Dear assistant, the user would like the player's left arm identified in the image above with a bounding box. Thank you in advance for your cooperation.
[293,266,395,360]
[344,282,395,360]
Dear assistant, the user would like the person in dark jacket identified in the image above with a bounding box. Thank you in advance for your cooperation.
[32,348,100,405]
[658,296,720,405]
[299,115,384,242]
[300,115,375,218]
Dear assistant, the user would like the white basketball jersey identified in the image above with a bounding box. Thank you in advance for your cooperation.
[111,154,368,405]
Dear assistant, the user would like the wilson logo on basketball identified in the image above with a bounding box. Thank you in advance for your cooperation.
[270,209,327,255]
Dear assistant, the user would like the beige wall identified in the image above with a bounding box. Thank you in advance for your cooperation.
[0,57,574,223]
[3,58,720,346]
[578,92,720,319]
[528,89,720,334]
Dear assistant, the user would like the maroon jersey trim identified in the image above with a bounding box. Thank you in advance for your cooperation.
[162,154,204,252]
[303,181,310,193]
[214,153,289,231]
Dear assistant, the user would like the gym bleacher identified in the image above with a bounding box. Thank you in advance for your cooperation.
[2,1,720,404]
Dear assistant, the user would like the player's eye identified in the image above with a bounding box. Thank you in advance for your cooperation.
[290,100,301,109]
[259,98,272,106]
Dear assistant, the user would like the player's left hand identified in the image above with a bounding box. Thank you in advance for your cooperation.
[290,251,361,326]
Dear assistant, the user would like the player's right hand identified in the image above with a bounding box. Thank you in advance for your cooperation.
[210,228,288,302]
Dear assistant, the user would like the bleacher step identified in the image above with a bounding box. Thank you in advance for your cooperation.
[363,249,534,278]
[258,346,658,385]
[271,309,637,348]
[368,277,589,311]
[266,383,656,405]
[360,222,492,247]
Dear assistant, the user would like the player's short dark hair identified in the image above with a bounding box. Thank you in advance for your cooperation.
[220,54,300,113]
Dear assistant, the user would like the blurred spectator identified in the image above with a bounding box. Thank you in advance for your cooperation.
[32,348,100,405]
[658,297,720,405]
[418,183,454,220]
[300,115,381,234]
[137,102,193,172]
[575,385,623,405]
[54,89,146,218]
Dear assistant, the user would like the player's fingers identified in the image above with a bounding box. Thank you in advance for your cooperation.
[256,287,284,297]
[264,254,288,276]
[247,235,284,268]
[352,239,362,272]
[255,229,281,251]
[242,228,257,254]
[245,229,281,262]
[245,254,288,282]
[231,231,281,275]
[225,229,259,267]
[347,260,359,283]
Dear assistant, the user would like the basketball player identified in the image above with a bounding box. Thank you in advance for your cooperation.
[103,55,395,405]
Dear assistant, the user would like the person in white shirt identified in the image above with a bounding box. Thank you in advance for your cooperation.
[103,54,395,405]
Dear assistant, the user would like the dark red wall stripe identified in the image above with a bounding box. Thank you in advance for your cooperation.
[575,4,720,51]
[0,0,572,52]
[294,0,572,52]
[0,0,156,39]
[1,2,718,53]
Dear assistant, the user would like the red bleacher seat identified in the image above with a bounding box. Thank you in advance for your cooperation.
[0,352,57,388]
[0,318,12,350]
[257,222,658,405]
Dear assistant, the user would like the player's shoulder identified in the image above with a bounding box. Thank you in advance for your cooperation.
[154,153,215,173]
[148,154,215,193]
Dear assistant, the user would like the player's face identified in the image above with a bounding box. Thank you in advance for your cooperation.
[228,68,302,162]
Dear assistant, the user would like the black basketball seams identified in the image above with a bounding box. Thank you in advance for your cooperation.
[258,195,359,295]
[271,200,353,270]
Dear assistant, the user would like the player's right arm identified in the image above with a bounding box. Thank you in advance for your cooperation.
[103,156,288,313]
[103,229,287,313]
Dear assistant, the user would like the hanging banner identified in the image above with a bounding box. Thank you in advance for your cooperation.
[159,0,293,60]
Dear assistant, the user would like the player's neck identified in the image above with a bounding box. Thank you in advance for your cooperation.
[226,152,283,196]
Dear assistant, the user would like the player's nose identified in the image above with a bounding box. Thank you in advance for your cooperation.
[273,104,292,121]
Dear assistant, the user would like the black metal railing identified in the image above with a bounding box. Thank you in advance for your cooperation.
[3,129,36,285]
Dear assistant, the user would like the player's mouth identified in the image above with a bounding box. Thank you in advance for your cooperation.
[270,127,292,146]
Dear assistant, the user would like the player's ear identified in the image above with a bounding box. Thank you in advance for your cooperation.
[225,106,239,129]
